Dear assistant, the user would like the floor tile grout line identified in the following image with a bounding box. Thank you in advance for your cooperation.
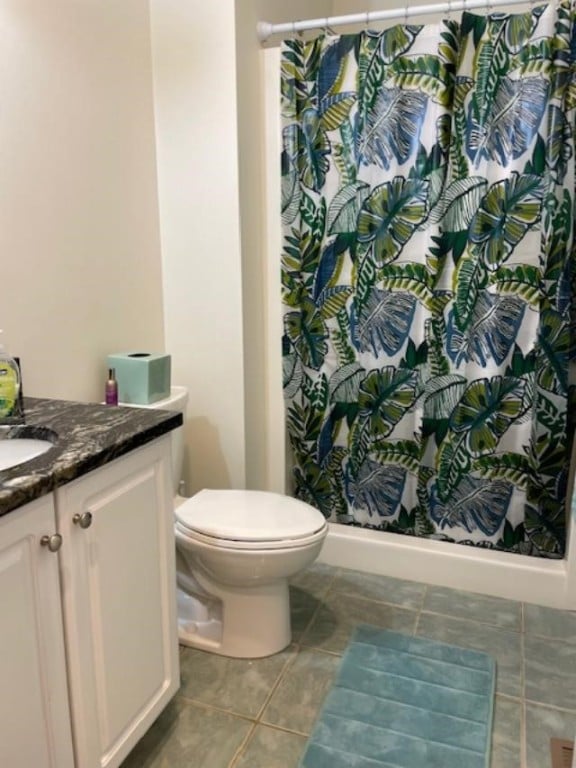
[520,621,527,768]
[227,721,258,768]
[199,569,341,734]
[318,565,340,600]
[253,640,348,731]
[257,721,310,738]
[181,567,342,734]
[412,606,522,633]
[176,656,576,723]
[523,698,576,714]
[329,573,576,638]
[259,649,346,737]
[332,592,576,645]
[332,595,576,644]
[326,591,527,633]
[253,643,302,723]
[291,570,337,648]
[304,592,576,643]
[297,643,344,658]
[177,643,303,726]
[229,568,344,750]
[296,599,324,643]
[495,691,523,704]
[329,590,431,615]
[128,566,576,768]
[521,698,527,768]
[323,565,340,595]
[175,688,316,739]
[413,583,427,635]
[175,693,260,724]
[418,582,428,613]
[185,567,576,764]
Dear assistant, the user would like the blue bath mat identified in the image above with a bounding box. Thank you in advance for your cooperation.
[299,625,495,768]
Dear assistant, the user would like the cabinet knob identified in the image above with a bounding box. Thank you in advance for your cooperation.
[73,512,93,529]
[40,534,63,552]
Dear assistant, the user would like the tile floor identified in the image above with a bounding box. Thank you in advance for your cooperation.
[121,563,576,768]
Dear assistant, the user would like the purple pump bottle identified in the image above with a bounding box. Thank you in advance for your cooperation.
[105,368,118,406]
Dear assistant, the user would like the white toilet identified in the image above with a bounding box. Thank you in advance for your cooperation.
[130,386,328,658]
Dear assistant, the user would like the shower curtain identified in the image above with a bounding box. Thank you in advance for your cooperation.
[280,0,576,558]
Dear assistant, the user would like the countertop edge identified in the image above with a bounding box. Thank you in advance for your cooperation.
[0,398,183,517]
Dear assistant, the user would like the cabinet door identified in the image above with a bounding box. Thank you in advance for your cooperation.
[56,437,179,768]
[0,495,74,768]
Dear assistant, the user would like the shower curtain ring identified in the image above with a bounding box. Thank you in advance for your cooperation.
[404,0,409,24]
[446,0,452,20]
[324,17,336,35]
[365,11,370,30]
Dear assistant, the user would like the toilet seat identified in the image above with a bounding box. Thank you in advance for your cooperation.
[175,521,328,551]
[175,489,327,550]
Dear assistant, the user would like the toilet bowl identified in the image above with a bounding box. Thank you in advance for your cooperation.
[175,489,327,658]
[123,387,328,658]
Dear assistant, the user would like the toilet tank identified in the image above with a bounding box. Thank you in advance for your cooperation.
[119,385,188,495]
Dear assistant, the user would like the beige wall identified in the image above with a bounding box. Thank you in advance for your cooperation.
[0,0,165,404]
[150,0,330,494]
[331,0,398,11]
[150,0,245,493]
[5,0,465,493]
[234,0,332,491]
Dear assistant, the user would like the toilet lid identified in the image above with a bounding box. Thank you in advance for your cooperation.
[175,489,327,542]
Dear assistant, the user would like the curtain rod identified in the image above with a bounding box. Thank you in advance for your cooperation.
[257,0,546,41]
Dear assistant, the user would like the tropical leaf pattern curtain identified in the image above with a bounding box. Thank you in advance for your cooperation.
[280,1,576,558]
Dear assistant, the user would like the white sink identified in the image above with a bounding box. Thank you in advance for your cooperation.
[0,438,54,471]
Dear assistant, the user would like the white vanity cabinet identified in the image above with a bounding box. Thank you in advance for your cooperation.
[0,434,179,768]
[0,494,75,768]
[55,436,179,768]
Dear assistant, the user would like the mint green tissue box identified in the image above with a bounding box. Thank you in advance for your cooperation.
[107,352,171,405]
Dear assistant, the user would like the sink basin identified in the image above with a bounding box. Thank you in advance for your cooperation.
[0,426,58,472]
[0,438,55,471]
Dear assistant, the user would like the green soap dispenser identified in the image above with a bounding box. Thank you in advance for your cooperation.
[0,331,22,422]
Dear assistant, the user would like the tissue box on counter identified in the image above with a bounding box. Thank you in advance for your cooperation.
[107,352,171,405]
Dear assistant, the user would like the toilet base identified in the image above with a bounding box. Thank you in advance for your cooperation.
[176,574,292,658]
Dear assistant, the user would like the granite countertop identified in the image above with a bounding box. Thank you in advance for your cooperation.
[0,397,182,517]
